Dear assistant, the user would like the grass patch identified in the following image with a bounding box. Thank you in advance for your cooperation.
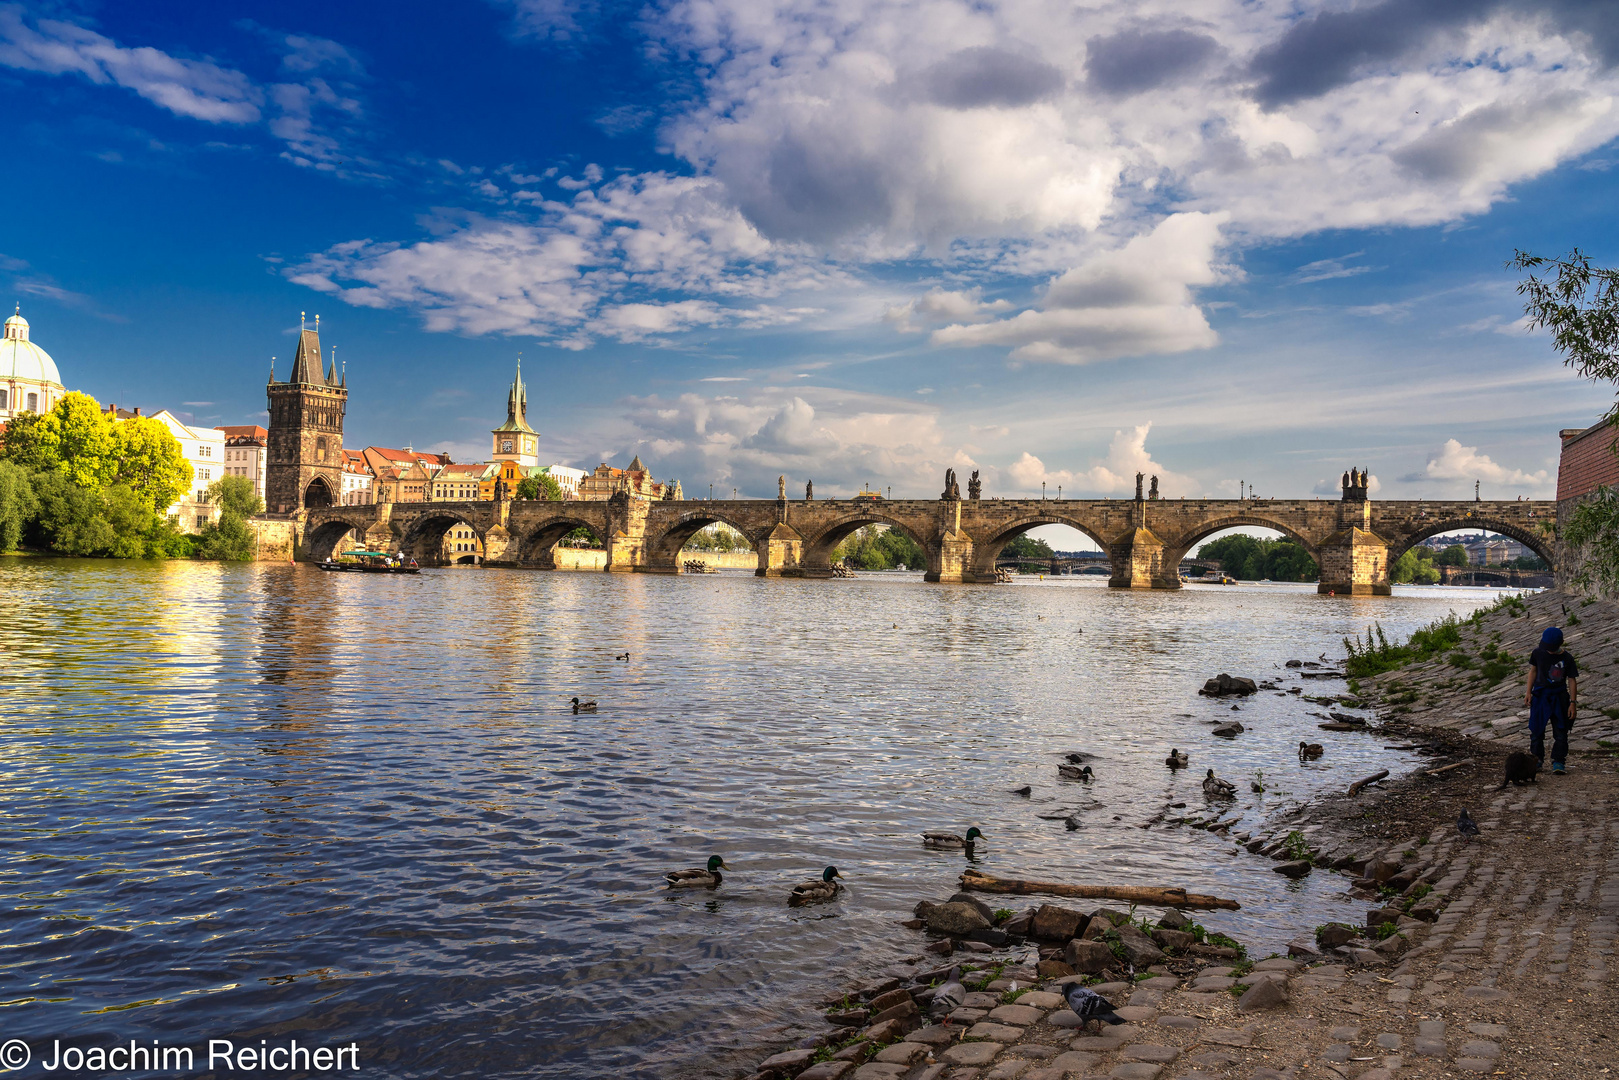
[992,908,1014,925]
[1374,922,1401,940]
[1283,831,1312,861]
[1000,987,1029,1004]
[1402,884,1434,910]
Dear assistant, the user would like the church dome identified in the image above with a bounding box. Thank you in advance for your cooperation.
[1,313,63,388]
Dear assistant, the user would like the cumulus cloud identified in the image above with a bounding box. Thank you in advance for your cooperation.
[612,388,978,497]
[1403,438,1550,488]
[1085,27,1222,97]
[930,213,1229,363]
[1005,424,1193,497]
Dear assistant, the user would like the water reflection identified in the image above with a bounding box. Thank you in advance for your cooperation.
[0,559,1516,1078]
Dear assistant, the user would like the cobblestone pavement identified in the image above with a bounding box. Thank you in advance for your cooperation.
[746,593,1619,1080]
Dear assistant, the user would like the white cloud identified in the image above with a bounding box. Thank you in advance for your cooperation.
[930,213,1230,363]
[1406,438,1549,488]
[884,286,1012,332]
[0,6,261,122]
[1005,423,1194,496]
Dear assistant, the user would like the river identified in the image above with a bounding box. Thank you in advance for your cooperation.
[0,558,1519,1078]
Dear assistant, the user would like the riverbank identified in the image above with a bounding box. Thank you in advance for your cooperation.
[729,591,1619,1080]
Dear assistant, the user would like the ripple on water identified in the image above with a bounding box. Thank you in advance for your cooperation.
[0,558,1517,1077]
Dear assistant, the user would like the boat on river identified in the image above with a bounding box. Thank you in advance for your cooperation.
[316,550,421,574]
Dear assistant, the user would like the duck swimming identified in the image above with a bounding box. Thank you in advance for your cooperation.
[1202,768,1236,797]
[571,697,597,713]
[923,827,984,853]
[788,866,844,907]
[1165,748,1189,769]
[665,855,730,889]
[1058,764,1094,781]
[1298,741,1324,761]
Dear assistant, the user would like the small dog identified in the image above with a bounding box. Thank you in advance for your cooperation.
[1499,751,1540,789]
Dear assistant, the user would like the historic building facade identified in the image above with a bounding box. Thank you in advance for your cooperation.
[265,321,347,515]
[578,456,682,500]
[218,425,268,500]
[1,309,65,421]
[491,361,539,467]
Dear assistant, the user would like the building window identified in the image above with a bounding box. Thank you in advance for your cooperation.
[0,389,7,408]
[26,392,37,411]
[199,446,212,458]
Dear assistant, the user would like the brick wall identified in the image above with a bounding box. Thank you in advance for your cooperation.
[1557,422,1619,501]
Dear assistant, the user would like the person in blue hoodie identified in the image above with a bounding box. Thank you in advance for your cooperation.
[1523,626,1579,774]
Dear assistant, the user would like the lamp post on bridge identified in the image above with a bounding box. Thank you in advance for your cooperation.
[1042,481,1046,501]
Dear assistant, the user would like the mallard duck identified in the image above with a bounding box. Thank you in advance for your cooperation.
[665,855,731,889]
[788,866,844,907]
[923,827,984,852]
[1202,768,1236,797]
[571,697,597,713]
[1298,741,1324,761]
[615,652,630,662]
[1058,764,1094,781]
[1166,748,1189,769]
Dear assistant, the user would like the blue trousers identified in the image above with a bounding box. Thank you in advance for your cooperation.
[1528,688,1571,765]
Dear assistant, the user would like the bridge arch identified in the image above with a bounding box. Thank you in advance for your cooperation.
[645,509,762,572]
[516,513,611,570]
[970,515,1113,579]
[304,514,380,560]
[801,512,938,576]
[1384,517,1556,571]
[1160,516,1324,571]
[396,511,490,567]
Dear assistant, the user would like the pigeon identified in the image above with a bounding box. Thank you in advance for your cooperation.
[930,966,966,1020]
[1063,983,1124,1033]
[1457,809,1480,842]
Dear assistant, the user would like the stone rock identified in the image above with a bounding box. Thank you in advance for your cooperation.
[1210,722,1244,737]
[949,892,999,923]
[1190,976,1234,991]
[1201,673,1258,696]
[1236,979,1289,1012]
[1018,991,1064,1009]
[851,1064,906,1079]
[1114,925,1166,966]
[869,988,913,1013]
[859,978,903,1000]
[1122,1045,1180,1063]
[967,928,1011,947]
[963,1022,1025,1043]
[1367,858,1402,883]
[1315,923,1359,948]
[988,1003,1045,1026]
[924,902,992,936]
[1002,909,1035,936]
[1463,986,1509,1001]
[957,940,993,953]
[862,1015,918,1044]
[900,918,924,930]
[1366,906,1402,928]
[1273,860,1312,879]
[1149,928,1194,951]
[942,1041,1002,1066]
[1372,933,1406,956]
[797,1064,855,1080]
[1031,903,1089,940]
[1251,959,1299,973]
[826,1008,870,1026]
[758,1048,817,1075]
[1109,1064,1164,1080]
[1288,937,1324,958]
[1064,938,1117,973]
[1202,1029,1253,1047]
[868,998,920,1028]
[925,939,953,956]
[831,1042,869,1061]
[873,1043,930,1065]
[1036,958,1075,979]
[907,1026,956,1047]
[1157,909,1191,931]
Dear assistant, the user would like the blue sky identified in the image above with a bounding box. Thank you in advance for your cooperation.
[4,0,1617,512]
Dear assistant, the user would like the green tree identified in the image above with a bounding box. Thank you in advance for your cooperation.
[1197,533,1318,581]
[835,524,925,569]
[1434,544,1469,567]
[1391,547,1441,585]
[1564,485,1619,596]
[208,475,264,518]
[684,522,748,552]
[1003,534,1055,560]
[37,392,118,488]
[112,415,192,510]
[1512,249,1619,432]
[0,461,38,552]
[515,473,564,501]
[0,410,57,471]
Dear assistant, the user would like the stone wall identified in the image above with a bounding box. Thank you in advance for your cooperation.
[1557,421,1619,501]
[247,517,299,562]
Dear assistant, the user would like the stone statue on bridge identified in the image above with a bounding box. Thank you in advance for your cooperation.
[967,470,981,500]
[1149,475,1159,500]
[778,475,786,500]
[1135,472,1144,500]
[494,477,507,502]
[942,468,960,500]
[806,480,813,501]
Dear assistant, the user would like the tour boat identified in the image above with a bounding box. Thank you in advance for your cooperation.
[316,550,421,574]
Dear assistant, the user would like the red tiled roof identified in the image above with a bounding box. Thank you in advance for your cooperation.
[217,424,268,443]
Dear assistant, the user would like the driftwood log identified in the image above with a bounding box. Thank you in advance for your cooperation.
[959,869,1240,910]
[1347,768,1391,796]
[1425,759,1474,778]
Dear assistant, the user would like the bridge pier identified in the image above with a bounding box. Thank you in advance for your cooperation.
[756,523,806,577]
[1316,528,1391,595]
[1108,527,1179,589]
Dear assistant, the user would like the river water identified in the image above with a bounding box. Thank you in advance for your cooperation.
[0,559,1518,1078]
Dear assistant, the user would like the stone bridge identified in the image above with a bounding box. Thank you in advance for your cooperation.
[296,485,1558,594]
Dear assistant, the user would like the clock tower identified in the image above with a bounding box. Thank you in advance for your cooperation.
[491,360,539,467]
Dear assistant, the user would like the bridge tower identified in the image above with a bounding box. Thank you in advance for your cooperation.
[265,316,347,515]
